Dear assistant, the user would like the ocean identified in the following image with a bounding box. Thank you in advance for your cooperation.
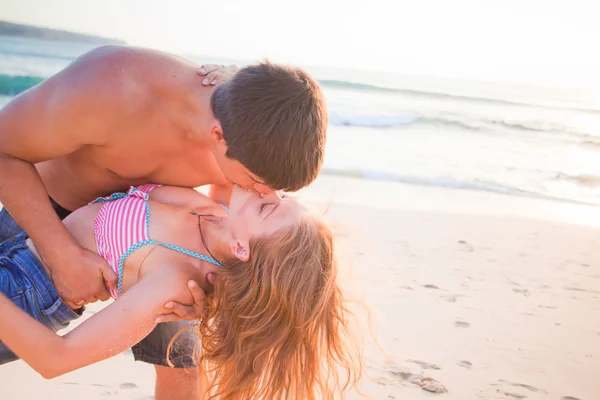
[1,35,599,206]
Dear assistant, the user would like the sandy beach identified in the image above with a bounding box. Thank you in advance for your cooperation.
[1,175,599,399]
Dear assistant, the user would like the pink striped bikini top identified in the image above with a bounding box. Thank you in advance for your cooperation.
[91,184,223,298]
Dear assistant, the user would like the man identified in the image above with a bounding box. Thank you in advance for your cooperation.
[0,45,327,399]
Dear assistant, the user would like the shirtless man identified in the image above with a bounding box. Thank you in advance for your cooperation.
[0,45,327,399]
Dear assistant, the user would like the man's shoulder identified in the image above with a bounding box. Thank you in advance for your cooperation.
[83,45,180,65]
[74,46,192,93]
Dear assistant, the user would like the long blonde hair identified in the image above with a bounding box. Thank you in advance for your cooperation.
[198,214,363,399]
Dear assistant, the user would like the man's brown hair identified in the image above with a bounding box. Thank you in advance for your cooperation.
[211,62,327,191]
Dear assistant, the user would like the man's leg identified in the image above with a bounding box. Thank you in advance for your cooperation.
[155,365,199,400]
[132,321,201,400]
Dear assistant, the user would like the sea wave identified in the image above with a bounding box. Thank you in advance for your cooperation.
[321,167,596,206]
[554,173,600,188]
[0,74,44,95]
[0,48,76,62]
[329,109,597,138]
[319,79,600,113]
[580,139,600,149]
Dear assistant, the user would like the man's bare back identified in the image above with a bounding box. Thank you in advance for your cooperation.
[31,46,226,210]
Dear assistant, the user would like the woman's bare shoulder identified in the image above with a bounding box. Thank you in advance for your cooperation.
[133,256,202,307]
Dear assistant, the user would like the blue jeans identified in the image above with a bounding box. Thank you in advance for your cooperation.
[0,207,198,368]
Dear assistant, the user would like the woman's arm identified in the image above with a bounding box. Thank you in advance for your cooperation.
[0,267,196,378]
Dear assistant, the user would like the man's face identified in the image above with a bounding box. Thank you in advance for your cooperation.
[217,154,271,194]
[209,122,272,194]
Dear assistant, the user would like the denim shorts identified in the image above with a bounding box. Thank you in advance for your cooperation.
[0,233,82,364]
[0,206,199,368]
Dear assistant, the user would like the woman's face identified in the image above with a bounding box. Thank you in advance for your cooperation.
[227,185,305,261]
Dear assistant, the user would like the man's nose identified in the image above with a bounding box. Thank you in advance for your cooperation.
[252,183,272,195]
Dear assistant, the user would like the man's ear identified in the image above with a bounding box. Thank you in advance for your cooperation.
[210,121,225,145]
[230,239,250,262]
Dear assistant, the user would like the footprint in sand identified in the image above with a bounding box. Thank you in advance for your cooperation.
[501,392,527,399]
[120,382,138,390]
[423,284,441,290]
[458,240,474,252]
[498,380,547,394]
[564,286,600,295]
[420,378,448,394]
[457,360,472,369]
[442,294,457,302]
[454,321,470,328]
[389,370,448,394]
[512,288,531,297]
[406,359,441,370]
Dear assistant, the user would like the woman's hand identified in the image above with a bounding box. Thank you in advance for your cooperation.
[198,64,239,86]
[156,277,212,323]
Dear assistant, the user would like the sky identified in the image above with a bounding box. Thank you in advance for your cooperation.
[1,0,599,88]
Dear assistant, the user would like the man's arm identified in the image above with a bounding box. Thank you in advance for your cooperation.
[0,47,141,305]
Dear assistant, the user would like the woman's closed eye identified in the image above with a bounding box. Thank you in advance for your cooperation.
[259,203,273,214]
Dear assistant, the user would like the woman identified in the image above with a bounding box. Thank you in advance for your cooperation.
[0,184,362,399]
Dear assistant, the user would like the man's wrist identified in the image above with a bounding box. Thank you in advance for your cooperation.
[37,236,81,272]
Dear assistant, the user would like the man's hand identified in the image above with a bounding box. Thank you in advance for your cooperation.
[198,64,239,86]
[155,276,214,323]
[47,247,118,309]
